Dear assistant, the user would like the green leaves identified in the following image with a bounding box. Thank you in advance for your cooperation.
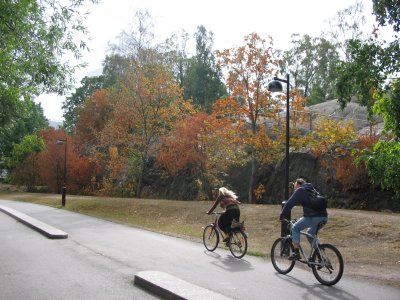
[357,140,400,196]
[372,0,400,32]
[0,0,97,127]
[373,79,400,138]
[0,97,48,158]
[183,25,227,112]
[5,134,45,170]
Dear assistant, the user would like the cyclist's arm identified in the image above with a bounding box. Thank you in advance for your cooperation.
[207,196,221,214]
[279,190,302,219]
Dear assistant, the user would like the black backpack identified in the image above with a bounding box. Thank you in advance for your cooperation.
[304,188,327,211]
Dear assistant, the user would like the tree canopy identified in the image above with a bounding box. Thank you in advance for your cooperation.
[0,98,48,158]
[183,25,227,112]
[0,0,98,127]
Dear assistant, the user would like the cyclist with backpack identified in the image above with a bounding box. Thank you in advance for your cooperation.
[279,178,328,260]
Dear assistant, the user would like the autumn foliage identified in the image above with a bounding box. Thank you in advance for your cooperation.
[6,30,389,203]
[157,113,209,175]
[36,128,100,194]
[74,89,111,155]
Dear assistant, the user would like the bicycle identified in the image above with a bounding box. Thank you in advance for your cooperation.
[202,212,248,259]
[270,218,344,286]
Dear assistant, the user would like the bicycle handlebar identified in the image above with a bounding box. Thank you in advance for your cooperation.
[281,218,295,230]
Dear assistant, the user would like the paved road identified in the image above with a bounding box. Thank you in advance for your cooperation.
[1,199,399,300]
[0,203,158,300]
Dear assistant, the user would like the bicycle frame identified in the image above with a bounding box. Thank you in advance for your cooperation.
[297,231,324,267]
[209,212,225,237]
[284,219,325,267]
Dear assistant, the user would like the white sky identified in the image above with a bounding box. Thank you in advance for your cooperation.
[36,0,378,121]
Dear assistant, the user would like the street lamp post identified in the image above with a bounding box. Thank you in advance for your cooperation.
[268,74,290,236]
[57,139,67,206]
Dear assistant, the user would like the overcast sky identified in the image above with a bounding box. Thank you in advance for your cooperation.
[36,0,378,121]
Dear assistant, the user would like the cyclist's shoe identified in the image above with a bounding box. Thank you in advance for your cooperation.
[288,252,301,261]
[223,236,230,243]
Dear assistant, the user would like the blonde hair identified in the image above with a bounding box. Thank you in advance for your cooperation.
[218,187,238,200]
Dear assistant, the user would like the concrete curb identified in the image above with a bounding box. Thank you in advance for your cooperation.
[0,205,68,239]
[134,270,232,300]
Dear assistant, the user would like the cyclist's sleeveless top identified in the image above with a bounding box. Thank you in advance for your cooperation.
[219,196,239,209]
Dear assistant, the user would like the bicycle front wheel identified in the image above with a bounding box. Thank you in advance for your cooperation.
[270,237,295,274]
[229,230,248,259]
[203,224,219,251]
[311,243,344,286]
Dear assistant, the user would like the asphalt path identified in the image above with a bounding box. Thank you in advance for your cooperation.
[1,199,399,300]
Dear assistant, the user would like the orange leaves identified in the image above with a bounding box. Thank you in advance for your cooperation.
[36,128,100,194]
[156,108,246,187]
[215,34,284,167]
[87,63,192,197]
[157,113,209,175]
[290,89,308,127]
[74,89,111,154]
[250,126,280,165]
[216,33,279,106]
[323,134,379,192]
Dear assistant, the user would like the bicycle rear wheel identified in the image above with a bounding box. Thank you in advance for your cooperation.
[270,237,295,274]
[311,243,344,286]
[229,230,248,259]
[203,224,219,251]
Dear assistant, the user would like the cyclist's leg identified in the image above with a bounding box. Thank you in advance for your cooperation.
[292,217,311,245]
[217,213,229,239]
[290,217,311,260]
[229,209,240,224]
[220,210,240,232]
[306,216,328,245]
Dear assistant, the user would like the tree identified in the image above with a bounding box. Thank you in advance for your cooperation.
[324,1,368,60]
[163,30,190,87]
[372,0,400,32]
[281,35,339,104]
[74,89,112,155]
[281,34,317,96]
[308,117,357,156]
[110,9,160,64]
[62,75,106,133]
[97,63,193,197]
[157,107,246,196]
[335,2,400,201]
[336,39,388,116]
[36,128,69,193]
[183,25,227,112]
[336,1,399,116]
[5,134,45,190]
[157,113,209,176]
[0,0,98,128]
[356,139,400,198]
[333,134,379,207]
[0,98,48,158]
[216,33,281,203]
[62,53,133,133]
[373,79,400,139]
[37,128,100,194]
